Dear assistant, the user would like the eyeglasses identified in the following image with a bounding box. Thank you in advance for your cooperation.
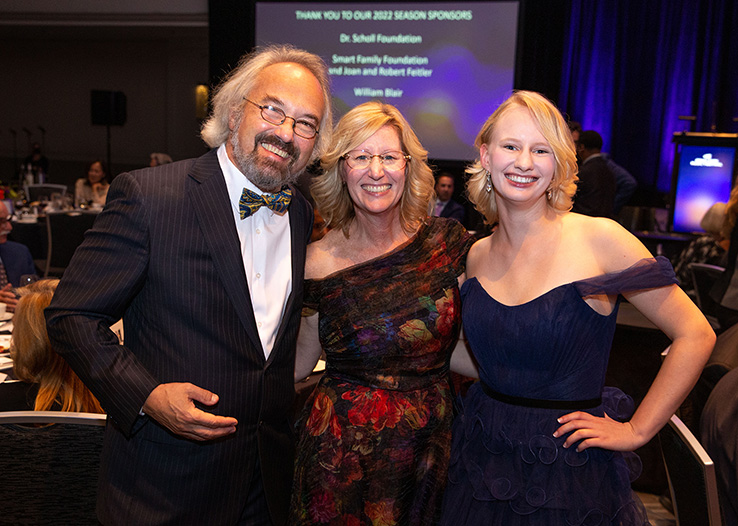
[0,215,11,224]
[243,99,319,139]
[342,150,411,171]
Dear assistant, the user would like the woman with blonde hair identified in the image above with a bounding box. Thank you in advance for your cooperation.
[439,91,714,524]
[290,101,474,525]
[1,279,103,413]
[710,183,738,328]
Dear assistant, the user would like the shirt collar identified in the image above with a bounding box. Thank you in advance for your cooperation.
[217,144,264,211]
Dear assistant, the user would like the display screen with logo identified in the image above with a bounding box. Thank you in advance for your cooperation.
[671,143,737,233]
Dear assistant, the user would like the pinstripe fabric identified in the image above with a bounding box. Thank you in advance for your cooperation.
[45,149,312,526]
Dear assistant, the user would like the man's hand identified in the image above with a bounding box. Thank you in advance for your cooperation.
[142,383,238,441]
[0,284,18,312]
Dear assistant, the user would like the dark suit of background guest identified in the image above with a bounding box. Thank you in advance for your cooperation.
[0,241,35,286]
[0,200,37,312]
[434,173,466,225]
[45,45,332,526]
[572,130,616,218]
[437,199,465,223]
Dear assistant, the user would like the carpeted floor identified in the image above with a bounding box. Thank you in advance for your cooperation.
[637,491,676,525]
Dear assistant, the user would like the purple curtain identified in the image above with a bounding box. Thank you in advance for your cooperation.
[559,0,738,194]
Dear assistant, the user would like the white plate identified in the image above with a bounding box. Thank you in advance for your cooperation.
[0,312,12,322]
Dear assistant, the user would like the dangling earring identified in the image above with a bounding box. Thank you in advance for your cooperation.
[547,186,553,200]
[485,171,492,193]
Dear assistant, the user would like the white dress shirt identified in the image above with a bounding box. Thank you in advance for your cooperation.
[217,144,292,359]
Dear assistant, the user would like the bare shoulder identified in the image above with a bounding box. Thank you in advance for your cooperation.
[466,235,493,276]
[305,229,346,280]
[564,213,653,272]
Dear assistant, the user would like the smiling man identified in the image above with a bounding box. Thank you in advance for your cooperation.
[45,45,332,526]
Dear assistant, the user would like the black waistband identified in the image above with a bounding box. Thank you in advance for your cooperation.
[480,381,602,410]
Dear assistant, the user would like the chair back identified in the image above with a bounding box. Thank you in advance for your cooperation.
[0,411,107,525]
[689,262,726,330]
[25,183,68,202]
[659,413,722,525]
[45,211,98,276]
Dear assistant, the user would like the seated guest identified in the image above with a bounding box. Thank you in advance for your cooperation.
[701,365,738,526]
[572,130,616,218]
[711,185,738,329]
[0,200,36,312]
[673,202,728,291]
[74,160,110,208]
[0,279,103,412]
[433,171,466,224]
[149,152,173,167]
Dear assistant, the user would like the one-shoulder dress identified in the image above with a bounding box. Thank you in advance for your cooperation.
[440,257,678,525]
[290,217,474,526]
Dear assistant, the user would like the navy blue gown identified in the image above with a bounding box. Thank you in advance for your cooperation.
[441,257,677,525]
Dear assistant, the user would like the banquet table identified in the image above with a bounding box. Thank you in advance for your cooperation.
[10,210,101,276]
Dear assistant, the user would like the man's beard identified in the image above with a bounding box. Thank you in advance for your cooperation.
[230,126,301,193]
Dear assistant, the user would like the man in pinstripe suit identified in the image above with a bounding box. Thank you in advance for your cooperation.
[45,45,333,525]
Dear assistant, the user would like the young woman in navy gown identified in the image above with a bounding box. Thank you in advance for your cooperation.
[441,91,715,525]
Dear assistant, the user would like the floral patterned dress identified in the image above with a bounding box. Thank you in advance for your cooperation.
[290,217,473,526]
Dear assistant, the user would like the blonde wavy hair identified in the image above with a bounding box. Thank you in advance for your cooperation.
[10,279,104,413]
[200,44,334,161]
[467,91,578,224]
[721,184,738,240]
[311,101,435,236]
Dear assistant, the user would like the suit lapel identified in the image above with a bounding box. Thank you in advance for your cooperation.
[186,150,264,356]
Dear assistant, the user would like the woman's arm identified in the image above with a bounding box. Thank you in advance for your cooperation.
[556,220,715,451]
[294,313,323,382]
[556,283,714,451]
[450,330,479,378]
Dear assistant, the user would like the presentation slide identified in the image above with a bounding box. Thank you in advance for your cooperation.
[673,144,736,233]
[256,1,519,162]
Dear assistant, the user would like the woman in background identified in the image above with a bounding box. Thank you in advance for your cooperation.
[710,184,738,329]
[290,101,474,525]
[74,159,110,208]
[0,279,103,412]
[440,91,714,525]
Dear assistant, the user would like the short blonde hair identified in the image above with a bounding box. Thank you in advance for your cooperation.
[312,101,434,236]
[467,91,578,224]
[200,44,334,161]
[11,279,103,413]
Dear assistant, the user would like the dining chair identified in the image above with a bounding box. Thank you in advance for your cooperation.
[0,411,107,525]
[689,262,726,331]
[658,413,722,525]
[24,183,68,202]
[45,211,98,277]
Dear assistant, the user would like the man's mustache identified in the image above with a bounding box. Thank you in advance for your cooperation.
[254,133,298,163]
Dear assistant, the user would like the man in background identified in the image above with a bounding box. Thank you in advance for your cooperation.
[433,172,465,224]
[569,121,637,216]
[572,130,616,218]
[0,200,35,311]
[46,45,332,525]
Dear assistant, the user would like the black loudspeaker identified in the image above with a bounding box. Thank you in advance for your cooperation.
[91,90,127,126]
